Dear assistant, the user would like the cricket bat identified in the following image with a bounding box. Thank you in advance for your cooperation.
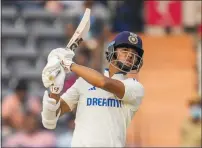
[66,8,91,51]
[49,8,91,81]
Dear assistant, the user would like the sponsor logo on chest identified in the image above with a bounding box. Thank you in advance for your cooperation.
[87,97,122,108]
[86,86,122,108]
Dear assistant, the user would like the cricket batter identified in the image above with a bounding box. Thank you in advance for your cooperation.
[41,31,144,147]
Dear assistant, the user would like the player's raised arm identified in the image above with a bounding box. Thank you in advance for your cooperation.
[70,64,125,99]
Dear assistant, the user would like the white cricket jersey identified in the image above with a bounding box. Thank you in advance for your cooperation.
[61,69,144,147]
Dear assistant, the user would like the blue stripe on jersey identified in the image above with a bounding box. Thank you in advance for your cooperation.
[88,86,96,90]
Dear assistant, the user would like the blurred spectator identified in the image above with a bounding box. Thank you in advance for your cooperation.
[45,1,83,14]
[2,79,41,131]
[180,95,201,147]
[111,0,144,33]
[74,46,92,66]
[56,113,75,147]
[82,0,110,38]
[65,23,77,40]
[3,111,56,147]
[45,0,109,19]
[46,0,110,38]
[98,0,108,7]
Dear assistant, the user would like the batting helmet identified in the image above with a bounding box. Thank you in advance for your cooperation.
[106,31,144,73]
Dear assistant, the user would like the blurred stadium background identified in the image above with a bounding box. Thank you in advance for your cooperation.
[1,0,201,147]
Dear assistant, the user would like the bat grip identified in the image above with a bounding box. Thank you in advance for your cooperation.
[66,38,83,51]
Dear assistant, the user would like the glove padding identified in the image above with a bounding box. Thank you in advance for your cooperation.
[42,56,61,88]
[42,47,74,89]
[41,91,61,129]
[42,63,66,94]
[49,64,66,94]
[48,48,75,73]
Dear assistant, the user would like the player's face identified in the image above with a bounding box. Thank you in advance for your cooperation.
[116,47,138,67]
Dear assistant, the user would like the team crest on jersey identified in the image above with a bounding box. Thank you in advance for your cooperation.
[128,32,138,44]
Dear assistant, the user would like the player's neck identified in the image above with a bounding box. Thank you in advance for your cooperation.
[108,64,120,78]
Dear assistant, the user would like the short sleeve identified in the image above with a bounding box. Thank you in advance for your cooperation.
[121,78,144,111]
[61,77,81,111]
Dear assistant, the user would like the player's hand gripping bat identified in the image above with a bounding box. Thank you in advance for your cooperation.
[48,8,91,81]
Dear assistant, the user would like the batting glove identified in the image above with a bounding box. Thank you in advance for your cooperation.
[49,64,66,94]
[42,56,61,88]
[48,48,75,73]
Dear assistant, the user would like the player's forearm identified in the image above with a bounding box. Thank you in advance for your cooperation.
[70,64,125,98]
[71,63,106,88]
[49,93,71,116]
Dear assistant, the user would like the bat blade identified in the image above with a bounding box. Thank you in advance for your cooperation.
[48,8,91,81]
[66,8,91,51]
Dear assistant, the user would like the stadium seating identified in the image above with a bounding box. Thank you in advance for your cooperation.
[1,5,67,97]
[2,57,11,98]
[1,4,108,100]
[2,6,18,26]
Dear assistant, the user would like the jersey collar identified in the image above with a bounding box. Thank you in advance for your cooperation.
[104,68,127,80]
